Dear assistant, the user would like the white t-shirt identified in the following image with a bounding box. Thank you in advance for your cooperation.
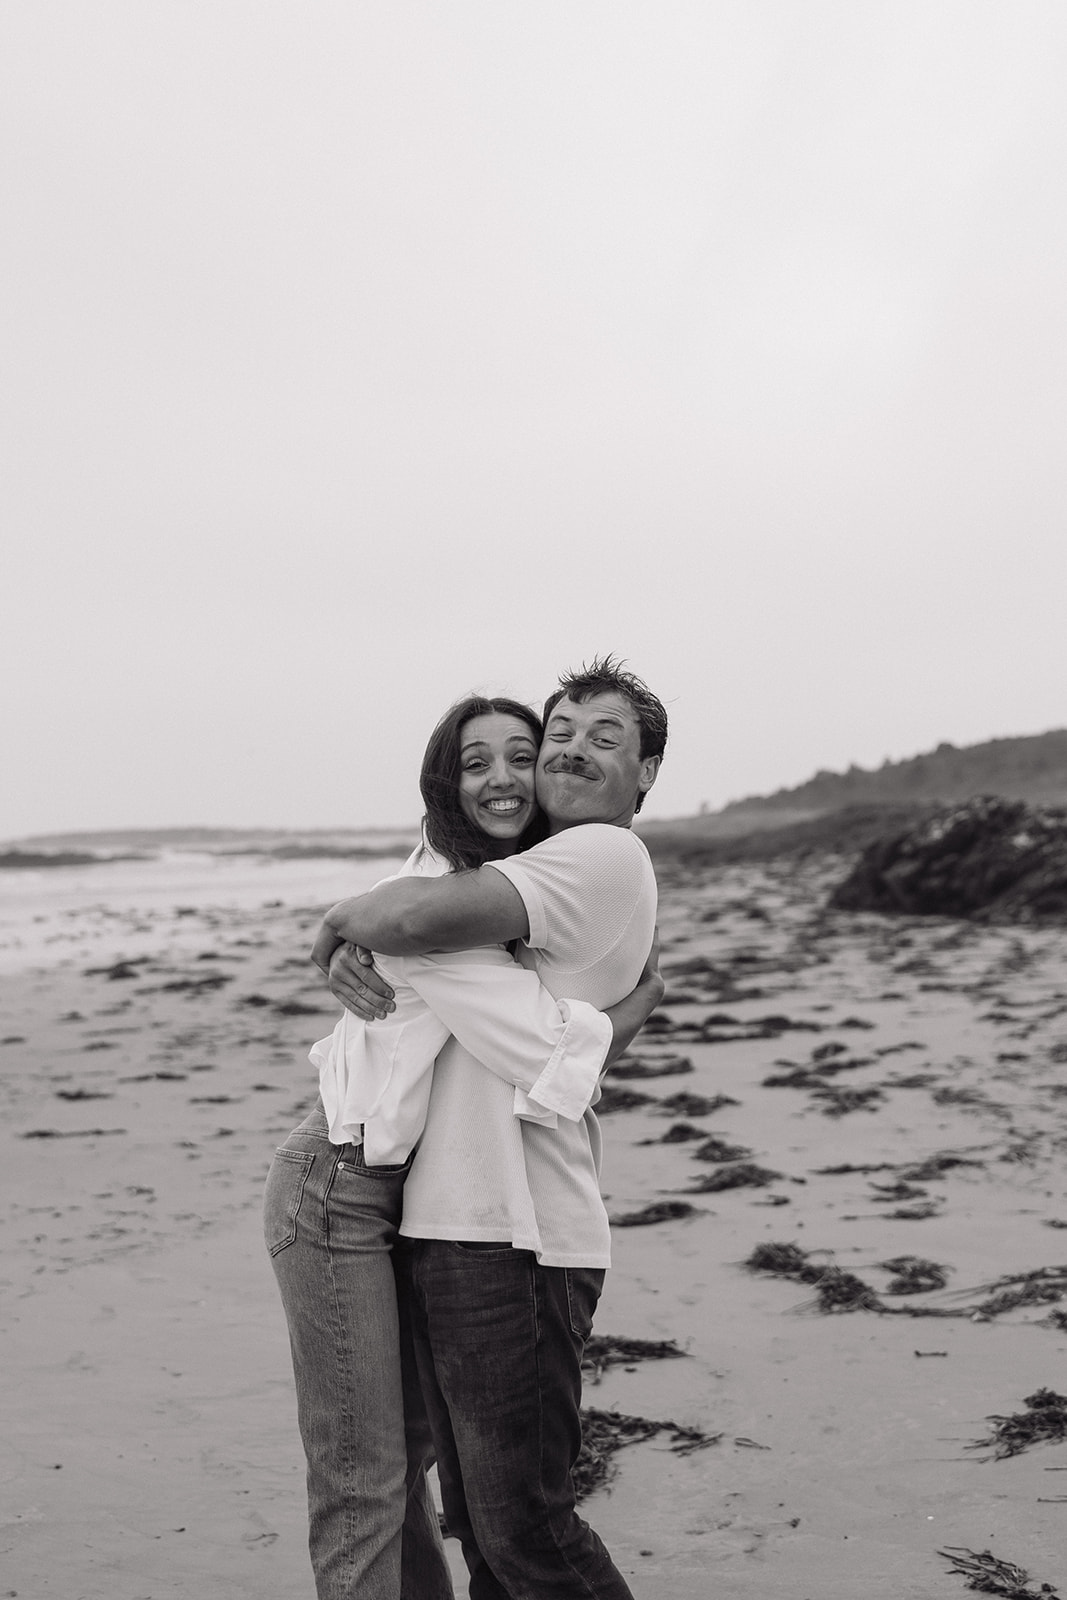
[399,823,658,1267]
[312,847,613,1166]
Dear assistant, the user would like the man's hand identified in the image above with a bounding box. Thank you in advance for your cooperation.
[311,918,345,977]
[326,943,396,1022]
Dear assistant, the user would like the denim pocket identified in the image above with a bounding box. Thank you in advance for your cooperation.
[263,1147,315,1256]
[451,1240,516,1256]
[338,1144,414,1180]
[564,1266,604,1340]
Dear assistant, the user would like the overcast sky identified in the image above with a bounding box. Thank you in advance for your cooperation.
[3,2,1065,839]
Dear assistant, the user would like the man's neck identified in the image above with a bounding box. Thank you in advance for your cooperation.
[546,815,634,836]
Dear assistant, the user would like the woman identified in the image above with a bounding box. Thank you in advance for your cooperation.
[264,696,661,1600]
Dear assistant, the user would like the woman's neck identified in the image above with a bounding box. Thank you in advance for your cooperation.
[481,839,521,861]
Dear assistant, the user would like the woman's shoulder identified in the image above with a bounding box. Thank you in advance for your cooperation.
[400,840,451,878]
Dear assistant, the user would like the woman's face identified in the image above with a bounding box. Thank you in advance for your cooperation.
[457,712,539,850]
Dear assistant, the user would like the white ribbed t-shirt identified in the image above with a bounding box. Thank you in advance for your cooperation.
[399,823,658,1267]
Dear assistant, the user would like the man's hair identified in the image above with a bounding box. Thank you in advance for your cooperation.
[542,656,668,813]
[419,695,548,872]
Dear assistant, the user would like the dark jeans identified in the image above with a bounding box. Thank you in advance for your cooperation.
[395,1238,636,1600]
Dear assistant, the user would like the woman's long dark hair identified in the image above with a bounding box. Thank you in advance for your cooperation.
[419,696,547,872]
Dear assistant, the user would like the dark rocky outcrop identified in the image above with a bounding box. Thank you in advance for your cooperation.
[829,796,1067,922]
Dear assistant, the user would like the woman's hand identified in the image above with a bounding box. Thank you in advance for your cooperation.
[327,943,396,1022]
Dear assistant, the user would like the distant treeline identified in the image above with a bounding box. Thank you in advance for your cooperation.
[722,729,1067,816]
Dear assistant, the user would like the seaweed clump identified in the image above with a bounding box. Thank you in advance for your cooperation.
[655,1091,739,1118]
[609,1200,702,1227]
[940,1546,1060,1598]
[643,1122,708,1145]
[596,1086,659,1115]
[971,1265,1067,1320]
[581,1335,687,1384]
[691,1135,753,1164]
[880,1256,949,1294]
[748,1246,1067,1325]
[968,1388,1067,1459]
[684,1162,782,1193]
[607,1053,693,1080]
[745,1241,886,1313]
[812,1084,886,1117]
[574,1408,720,1499]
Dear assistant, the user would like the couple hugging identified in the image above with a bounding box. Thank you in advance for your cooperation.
[264,657,669,1600]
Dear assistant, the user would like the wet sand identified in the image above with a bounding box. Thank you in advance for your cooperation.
[2,853,1066,1598]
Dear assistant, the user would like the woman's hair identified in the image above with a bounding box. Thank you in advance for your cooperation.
[419,695,547,872]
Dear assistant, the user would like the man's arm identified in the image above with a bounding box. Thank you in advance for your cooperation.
[312,868,530,968]
[601,931,664,1067]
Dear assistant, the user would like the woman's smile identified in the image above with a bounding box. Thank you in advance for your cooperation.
[457,712,539,849]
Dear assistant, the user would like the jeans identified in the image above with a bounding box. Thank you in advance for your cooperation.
[396,1238,636,1600]
[264,1103,454,1600]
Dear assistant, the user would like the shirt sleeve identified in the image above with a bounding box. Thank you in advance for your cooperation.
[483,825,648,969]
[389,946,612,1123]
[310,975,451,1143]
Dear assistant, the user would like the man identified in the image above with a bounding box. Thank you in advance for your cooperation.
[317,657,667,1600]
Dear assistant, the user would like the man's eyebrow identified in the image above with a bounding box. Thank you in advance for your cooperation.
[545,711,628,732]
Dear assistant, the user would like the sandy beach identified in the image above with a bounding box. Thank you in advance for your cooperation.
[3,846,1066,1599]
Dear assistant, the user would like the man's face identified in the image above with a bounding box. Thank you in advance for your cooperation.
[536,691,660,832]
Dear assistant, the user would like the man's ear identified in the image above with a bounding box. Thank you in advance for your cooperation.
[637,754,661,795]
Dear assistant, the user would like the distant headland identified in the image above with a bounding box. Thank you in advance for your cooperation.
[636,728,1067,860]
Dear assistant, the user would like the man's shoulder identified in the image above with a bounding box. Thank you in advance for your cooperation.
[517,823,649,869]
[486,825,655,957]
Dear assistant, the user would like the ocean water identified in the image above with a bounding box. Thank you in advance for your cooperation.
[0,849,410,976]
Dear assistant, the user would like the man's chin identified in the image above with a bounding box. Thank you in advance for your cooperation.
[541,795,599,828]
[539,775,593,799]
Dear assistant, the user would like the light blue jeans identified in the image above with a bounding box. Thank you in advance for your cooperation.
[264,1102,453,1600]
